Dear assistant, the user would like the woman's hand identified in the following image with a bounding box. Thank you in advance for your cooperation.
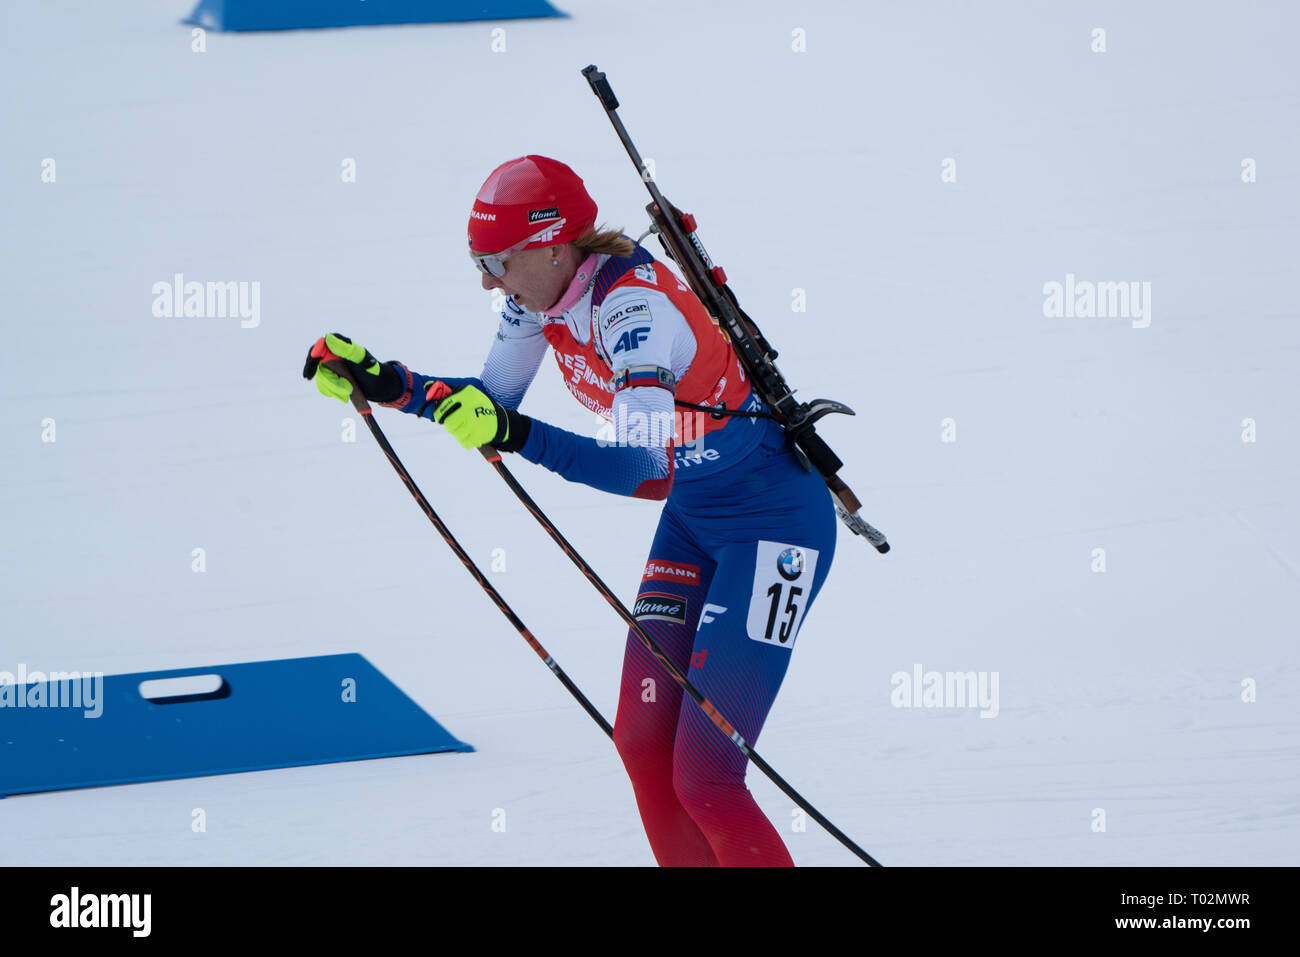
[421,381,530,452]
[302,334,402,403]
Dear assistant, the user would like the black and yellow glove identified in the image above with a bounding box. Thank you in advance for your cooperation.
[421,380,531,453]
[302,334,403,403]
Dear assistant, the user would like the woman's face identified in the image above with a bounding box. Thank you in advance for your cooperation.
[478,244,571,313]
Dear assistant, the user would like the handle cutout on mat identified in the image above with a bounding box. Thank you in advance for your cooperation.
[138,675,231,704]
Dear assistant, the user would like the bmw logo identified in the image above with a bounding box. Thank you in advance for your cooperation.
[777,547,805,581]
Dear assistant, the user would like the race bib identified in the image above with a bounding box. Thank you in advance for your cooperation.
[745,541,819,649]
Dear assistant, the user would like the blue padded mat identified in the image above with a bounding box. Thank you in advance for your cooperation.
[0,653,472,796]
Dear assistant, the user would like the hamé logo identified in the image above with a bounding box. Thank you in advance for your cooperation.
[633,593,687,624]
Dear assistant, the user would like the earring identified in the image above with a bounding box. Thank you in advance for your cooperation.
[552,259,559,266]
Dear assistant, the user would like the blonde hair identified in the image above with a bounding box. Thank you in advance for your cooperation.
[573,224,635,258]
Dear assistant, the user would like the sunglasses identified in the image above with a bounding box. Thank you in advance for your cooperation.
[471,219,567,278]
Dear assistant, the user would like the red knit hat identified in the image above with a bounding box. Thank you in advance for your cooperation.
[468,155,598,255]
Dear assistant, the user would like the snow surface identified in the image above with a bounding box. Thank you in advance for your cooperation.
[1,0,1297,866]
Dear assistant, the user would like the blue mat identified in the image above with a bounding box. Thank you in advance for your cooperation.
[0,653,472,797]
[183,0,567,32]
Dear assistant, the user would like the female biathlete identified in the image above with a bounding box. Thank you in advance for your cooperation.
[304,156,837,867]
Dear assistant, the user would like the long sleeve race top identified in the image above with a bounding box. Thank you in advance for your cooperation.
[386,245,771,500]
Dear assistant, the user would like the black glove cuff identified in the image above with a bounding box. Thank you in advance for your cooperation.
[493,408,532,454]
[366,360,409,405]
[360,360,404,404]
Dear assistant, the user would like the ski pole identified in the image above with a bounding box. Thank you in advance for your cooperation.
[321,358,882,864]
[471,442,884,867]
[320,361,613,739]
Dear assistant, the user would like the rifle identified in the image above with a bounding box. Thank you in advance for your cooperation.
[581,65,890,553]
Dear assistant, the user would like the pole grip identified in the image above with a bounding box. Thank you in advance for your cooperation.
[322,360,371,415]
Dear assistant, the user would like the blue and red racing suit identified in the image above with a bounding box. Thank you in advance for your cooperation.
[387,245,837,866]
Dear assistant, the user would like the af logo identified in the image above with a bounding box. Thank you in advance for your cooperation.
[634,264,656,284]
[531,222,563,243]
[612,326,651,354]
[777,547,805,581]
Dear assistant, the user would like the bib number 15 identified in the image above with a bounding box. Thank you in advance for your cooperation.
[746,541,819,649]
[764,583,803,644]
